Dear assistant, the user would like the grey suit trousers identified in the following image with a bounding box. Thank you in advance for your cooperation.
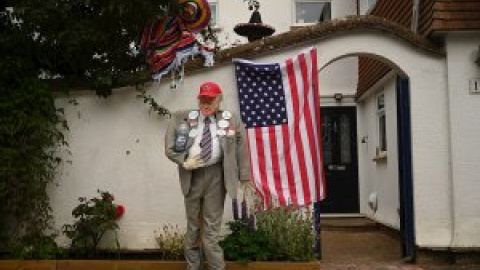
[184,162,226,270]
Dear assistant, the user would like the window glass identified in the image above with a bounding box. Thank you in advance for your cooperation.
[359,0,377,15]
[377,94,387,152]
[340,114,352,164]
[208,1,217,26]
[295,1,331,24]
[321,114,332,164]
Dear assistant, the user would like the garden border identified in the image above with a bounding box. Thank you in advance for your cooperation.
[0,260,321,270]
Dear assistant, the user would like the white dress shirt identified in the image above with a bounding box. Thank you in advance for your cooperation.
[188,113,222,167]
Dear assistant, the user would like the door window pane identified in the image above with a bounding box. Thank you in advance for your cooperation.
[322,114,332,164]
[340,114,352,164]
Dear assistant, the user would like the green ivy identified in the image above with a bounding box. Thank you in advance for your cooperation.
[0,76,68,254]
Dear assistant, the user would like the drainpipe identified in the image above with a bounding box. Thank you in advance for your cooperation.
[411,0,420,33]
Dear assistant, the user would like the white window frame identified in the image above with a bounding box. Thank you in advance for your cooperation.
[292,0,332,26]
[208,0,219,29]
[376,93,387,154]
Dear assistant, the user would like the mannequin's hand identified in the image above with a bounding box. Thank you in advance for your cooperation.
[241,180,255,195]
[183,155,205,170]
[238,180,260,214]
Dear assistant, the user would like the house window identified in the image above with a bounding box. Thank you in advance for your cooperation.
[294,0,331,24]
[359,0,377,15]
[208,1,218,26]
[376,93,387,152]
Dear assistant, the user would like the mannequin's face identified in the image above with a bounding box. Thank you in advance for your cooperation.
[198,96,221,116]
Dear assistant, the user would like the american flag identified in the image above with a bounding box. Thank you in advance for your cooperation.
[233,47,326,208]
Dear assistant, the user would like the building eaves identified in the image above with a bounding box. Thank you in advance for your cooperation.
[186,15,445,74]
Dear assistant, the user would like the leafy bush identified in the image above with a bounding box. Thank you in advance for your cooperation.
[256,206,314,261]
[220,220,271,262]
[221,206,315,262]
[62,190,123,257]
[154,224,186,260]
[11,233,65,259]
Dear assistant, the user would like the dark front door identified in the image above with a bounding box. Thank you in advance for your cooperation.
[319,106,359,214]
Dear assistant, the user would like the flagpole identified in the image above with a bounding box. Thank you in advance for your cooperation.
[313,201,322,260]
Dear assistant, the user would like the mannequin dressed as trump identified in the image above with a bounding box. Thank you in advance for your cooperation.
[165,81,251,270]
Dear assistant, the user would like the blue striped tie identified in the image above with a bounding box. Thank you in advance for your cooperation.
[200,117,212,162]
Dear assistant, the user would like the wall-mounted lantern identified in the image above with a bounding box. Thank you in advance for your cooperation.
[333,93,343,102]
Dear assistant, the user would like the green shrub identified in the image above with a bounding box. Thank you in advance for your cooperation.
[62,190,121,257]
[221,206,315,262]
[220,220,271,263]
[256,206,314,261]
[11,233,65,259]
[154,224,186,260]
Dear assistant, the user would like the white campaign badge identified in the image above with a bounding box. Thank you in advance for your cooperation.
[188,110,199,120]
[188,128,198,138]
[222,110,232,120]
[218,119,230,129]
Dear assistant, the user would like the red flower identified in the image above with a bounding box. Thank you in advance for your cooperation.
[102,193,115,201]
[115,205,125,219]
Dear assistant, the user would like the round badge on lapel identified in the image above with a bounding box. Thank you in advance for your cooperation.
[218,119,230,129]
[189,128,198,138]
[222,110,232,120]
[217,129,227,136]
[188,110,199,120]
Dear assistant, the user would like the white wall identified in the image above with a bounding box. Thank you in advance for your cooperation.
[50,24,466,249]
[445,32,480,248]
[357,73,400,229]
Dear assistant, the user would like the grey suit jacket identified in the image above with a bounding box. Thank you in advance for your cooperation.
[165,109,251,198]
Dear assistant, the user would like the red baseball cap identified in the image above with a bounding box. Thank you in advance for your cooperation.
[198,81,222,98]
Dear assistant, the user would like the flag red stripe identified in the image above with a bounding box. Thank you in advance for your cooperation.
[255,127,271,208]
[299,53,321,204]
[286,58,312,205]
[281,124,298,206]
[268,126,287,206]
[310,48,326,200]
